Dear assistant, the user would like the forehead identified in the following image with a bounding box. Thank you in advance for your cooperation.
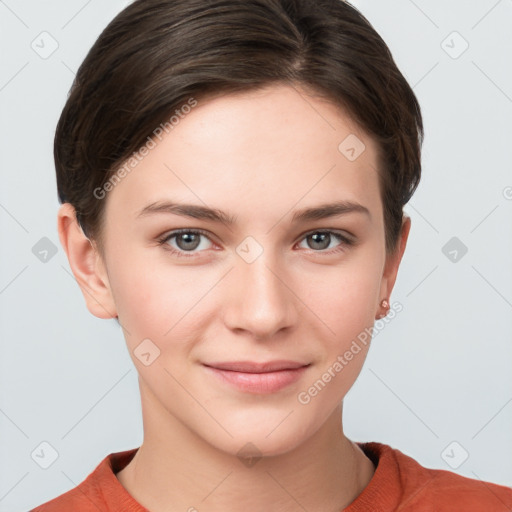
[103,84,382,226]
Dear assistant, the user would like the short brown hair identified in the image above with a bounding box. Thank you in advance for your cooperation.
[55,0,423,258]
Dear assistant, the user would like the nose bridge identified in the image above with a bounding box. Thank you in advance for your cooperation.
[224,239,296,338]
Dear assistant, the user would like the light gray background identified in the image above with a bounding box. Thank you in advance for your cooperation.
[1,0,511,510]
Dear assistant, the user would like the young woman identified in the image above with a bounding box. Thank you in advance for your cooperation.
[33,0,512,510]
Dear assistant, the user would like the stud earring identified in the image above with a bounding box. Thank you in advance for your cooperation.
[376,299,389,319]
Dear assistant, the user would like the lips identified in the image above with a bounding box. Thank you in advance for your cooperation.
[202,360,311,393]
[203,360,309,373]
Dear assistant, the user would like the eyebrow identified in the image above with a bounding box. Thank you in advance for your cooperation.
[136,199,371,225]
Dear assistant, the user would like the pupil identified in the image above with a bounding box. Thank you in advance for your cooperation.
[311,233,329,250]
[178,233,199,250]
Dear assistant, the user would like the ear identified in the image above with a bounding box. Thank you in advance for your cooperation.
[378,214,411,305]
[57,203,117,319]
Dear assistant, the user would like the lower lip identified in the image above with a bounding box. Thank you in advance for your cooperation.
[203,365,309,394]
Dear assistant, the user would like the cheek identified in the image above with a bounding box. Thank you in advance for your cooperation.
[299,253,382,338]
[110,256,216,354]
[292,253,382,403]
[106,252,171,332]
[295,267,379,411]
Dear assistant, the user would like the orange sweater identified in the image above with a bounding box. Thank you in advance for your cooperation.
[31,441,512,511]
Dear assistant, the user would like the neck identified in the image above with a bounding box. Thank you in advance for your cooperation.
[117,384,375,512]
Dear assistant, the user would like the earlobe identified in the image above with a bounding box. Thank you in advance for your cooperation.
[57,203,118,320]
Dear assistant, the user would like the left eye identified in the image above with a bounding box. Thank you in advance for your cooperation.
[297,231,351,252]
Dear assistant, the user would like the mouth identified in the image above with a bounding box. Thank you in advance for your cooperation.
[202,360,311,394]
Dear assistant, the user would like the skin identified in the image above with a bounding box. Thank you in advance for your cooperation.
[57,83,411,512]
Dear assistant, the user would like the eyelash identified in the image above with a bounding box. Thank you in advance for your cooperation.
[156,228,354,259]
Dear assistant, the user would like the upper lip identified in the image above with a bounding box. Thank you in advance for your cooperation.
[203,360,310,373]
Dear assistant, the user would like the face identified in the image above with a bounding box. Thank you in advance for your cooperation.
[61,84,409,457]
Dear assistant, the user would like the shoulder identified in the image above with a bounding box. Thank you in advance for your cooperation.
[30,448,140,511]
[30,468,105,511]
[359,441,512,511]
[423,465,512,511]
[31,487,102,511]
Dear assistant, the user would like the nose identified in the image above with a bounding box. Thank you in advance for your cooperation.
[222,251,298,341]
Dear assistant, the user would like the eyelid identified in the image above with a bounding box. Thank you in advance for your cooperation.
[297,227,355,243]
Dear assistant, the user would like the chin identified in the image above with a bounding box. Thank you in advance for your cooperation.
[200,414,318,460]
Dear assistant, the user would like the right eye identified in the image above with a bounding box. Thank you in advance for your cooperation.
[156,229,215,258]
